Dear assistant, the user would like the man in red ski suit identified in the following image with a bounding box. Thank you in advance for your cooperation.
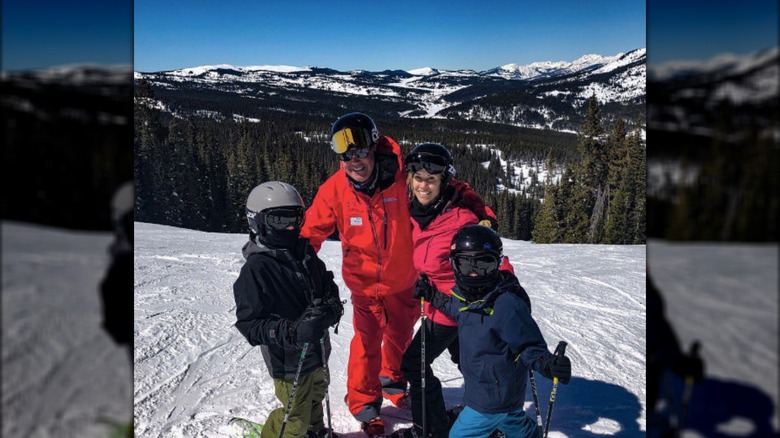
[301,113,418,435]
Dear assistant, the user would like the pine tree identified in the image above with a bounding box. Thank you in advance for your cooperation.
[532,183,559,243]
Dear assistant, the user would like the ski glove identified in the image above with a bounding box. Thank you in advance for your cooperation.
[676,341,704,382]
[412,274,436,302]
[541,352,571,384]
[322,295,344,328]
[290,309,328,347]
[478,216,499,231]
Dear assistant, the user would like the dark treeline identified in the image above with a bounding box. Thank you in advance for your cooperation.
[647,124,778,241]
[136,80,647,243]
[2,79,133,230]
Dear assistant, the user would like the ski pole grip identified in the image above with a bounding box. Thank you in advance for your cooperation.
[554,341,567,359]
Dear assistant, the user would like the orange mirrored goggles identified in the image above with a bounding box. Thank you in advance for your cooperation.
[331,127,373,154]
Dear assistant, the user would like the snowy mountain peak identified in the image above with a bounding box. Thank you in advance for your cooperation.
[407,67,439,76]
[165,64,310,76]
[482,50,642,80]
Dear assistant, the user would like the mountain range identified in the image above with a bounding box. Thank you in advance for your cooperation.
[133,49,646,132]
[647,46,778,144]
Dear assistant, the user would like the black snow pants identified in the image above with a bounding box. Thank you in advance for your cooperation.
[400,318,460,438]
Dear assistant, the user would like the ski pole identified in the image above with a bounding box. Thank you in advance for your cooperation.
[420,295,427,438]
[319,337,333,438]
[543,341,567,438]
[279,342,309,438]
[529,370,543,438]
[676,342,700,438]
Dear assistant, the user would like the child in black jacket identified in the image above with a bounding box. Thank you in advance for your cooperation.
[233,181,343,438]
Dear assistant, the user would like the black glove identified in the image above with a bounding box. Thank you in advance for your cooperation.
[290,308,328,347]
[412,274,436,302]
[676,341,704,382]
[550,354,571,384]
[541,342,571,384]
[321,295,344,327]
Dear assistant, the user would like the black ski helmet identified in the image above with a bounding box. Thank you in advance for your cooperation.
[246,181,305,237]
[330,112,379,154]
[404,143,455,186]
[450,225,503,296]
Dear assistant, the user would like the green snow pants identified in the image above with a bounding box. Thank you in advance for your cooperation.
[262,367,326,438]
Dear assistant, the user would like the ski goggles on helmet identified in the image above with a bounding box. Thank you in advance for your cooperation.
[331,127,374,154]
[339,147,372,162]
[404,153,448,175]
[261,207,305,230]
[451,252,500,277]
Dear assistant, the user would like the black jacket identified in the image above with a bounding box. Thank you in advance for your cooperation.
[233,237,341,379]
[100,251,133,345]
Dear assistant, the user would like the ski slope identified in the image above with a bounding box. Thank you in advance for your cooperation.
[3,221,776,437]
[131,222,647,437]
[1,222,133,438]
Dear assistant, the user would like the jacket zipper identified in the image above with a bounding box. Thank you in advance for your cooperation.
[356,191,383,296]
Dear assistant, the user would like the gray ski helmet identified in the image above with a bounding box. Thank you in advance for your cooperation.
[246,181,305,234]
[111,181,134,221]
[110,181,134,240]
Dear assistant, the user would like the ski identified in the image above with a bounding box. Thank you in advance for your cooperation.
[229,417,264,438]
[98,417,133,438]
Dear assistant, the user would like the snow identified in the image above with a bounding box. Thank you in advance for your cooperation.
[1,222,132,438]
[648,240,779,435]
[166,65,310,76]
[129,221,647,437]
[4,220,775,437]
[407,68,438,76]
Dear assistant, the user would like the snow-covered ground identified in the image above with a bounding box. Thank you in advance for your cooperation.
[4,221,776,437]
[131,222,647,437]
[648,240,779,436]
[1,221,133,438]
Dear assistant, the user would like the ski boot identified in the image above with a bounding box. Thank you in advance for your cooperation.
[361,416,385,437]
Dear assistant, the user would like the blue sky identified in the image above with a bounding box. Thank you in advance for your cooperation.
[1,0,132,71]
[133,0,647,72]
[648,0,778,66]
[3,1,777,73]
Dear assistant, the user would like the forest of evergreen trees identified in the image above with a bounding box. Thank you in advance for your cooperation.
[135,79,648,243]
[2,78,133,230]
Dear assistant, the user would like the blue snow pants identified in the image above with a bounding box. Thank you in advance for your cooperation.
[449,405,540,438]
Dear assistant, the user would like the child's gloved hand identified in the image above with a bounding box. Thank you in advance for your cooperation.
[321,296,344,327]
[550,354,571,384]
[291,308,328,347]
[412,274,435,302]
[676,341,704,382]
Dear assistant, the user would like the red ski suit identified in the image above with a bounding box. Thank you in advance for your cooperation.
[301,136,418,419]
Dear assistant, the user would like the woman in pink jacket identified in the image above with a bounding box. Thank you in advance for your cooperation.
[393,143,496,438]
